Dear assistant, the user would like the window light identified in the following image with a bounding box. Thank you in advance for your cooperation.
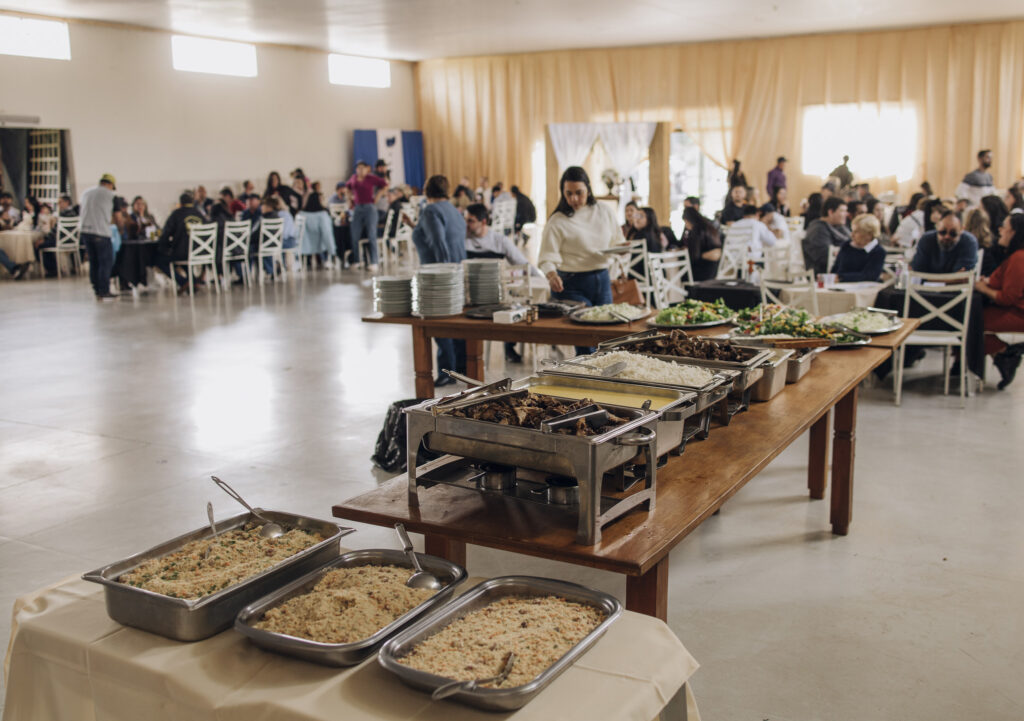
[328,54,390,88]
[171,35,257,78]
[801,103,917,182]
[0,16,71,61]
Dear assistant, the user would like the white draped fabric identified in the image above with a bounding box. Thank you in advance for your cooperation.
[597,122,657,180]
[548,123,600,171]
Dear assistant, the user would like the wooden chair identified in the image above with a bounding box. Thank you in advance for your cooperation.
[221,220,252,287]
[648,250,693,309]
[172,222,219,296]
[256,217,285,285]
[893,270,975,407]
[717,225,752,279]
[760,269,818,314]
[43,216,82,278]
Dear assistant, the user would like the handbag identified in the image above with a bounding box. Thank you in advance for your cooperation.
[611,276,642,305]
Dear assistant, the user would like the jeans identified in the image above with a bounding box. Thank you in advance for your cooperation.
[436,338,466,378]
[351,204,379,265]
[0,247,14,274]
[82,232,113,296]
[552,269,613,355]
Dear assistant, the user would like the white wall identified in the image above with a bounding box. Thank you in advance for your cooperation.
[0,21,417,219]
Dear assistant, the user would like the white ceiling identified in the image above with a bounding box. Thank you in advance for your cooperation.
[4,0,1024,61]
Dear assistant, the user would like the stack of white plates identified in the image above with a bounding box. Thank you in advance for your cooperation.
[373,275,413,316]
[412,264,465,317]
[464,259,503,305]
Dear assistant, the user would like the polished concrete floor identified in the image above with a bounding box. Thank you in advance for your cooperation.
[2,271,1022,719]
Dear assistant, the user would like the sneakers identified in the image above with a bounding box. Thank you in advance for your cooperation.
[994,346,1023,390]
[12,263,29,280]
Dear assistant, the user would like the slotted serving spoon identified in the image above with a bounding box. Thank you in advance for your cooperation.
[394,523,442,590]
[432,652,517,700]
[211,476,284,538]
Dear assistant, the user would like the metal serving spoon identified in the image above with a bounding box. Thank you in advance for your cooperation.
[203,502,217,560]
[211,476,284,538]
[555,358,628,378]
[394,523,442,590]
[432,652,517,700]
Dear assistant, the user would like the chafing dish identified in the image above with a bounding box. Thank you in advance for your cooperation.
[404,378,662,544]
[749,348,795,401]
[234,549,467,666]
[378,575,621,711]
[83,510,353,641]
[786,346,825,383]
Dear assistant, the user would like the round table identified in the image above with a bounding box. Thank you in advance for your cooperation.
[0,229,41,264]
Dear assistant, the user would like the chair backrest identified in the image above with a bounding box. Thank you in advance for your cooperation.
[825,244,841,273]
[786,216,804,236]
[717,225,752,279]
[382,208,397,240]
[223,220,251,259]
[903,270,975,335]
[976,247,984,276]
[648,249,693,309]
[328,203,348,224]
[186,222,218,262]
[491,199,517,236]
[259,217,285,253]
[760,270,819,314]
[762,244,790,281]
[293,214,306,247]
[626,241,652,301]
[56,216,80,249]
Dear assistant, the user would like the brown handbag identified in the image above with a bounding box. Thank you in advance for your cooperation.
[611,276,642,305]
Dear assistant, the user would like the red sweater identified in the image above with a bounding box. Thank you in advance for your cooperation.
[989,249,1024,311]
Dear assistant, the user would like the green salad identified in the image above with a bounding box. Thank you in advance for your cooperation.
[654,298,734,326]
[735,306,860,343]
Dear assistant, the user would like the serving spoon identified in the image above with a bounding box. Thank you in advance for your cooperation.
[432,652,517,700]
[211,476,284,539]
[394,523,442,590]
[553,358,628,378]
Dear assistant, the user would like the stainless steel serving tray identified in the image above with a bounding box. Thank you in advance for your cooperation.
[378,575,622,711]
[785,346,825,383]
[749,348,795,402]
[83,510,353,641]
[235,549,468,666]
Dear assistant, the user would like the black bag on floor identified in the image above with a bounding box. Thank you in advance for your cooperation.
[371,399,440,473]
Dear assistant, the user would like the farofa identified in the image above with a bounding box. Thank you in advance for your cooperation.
[397,595,604,688]
[118,524,323,600]
[254,565,436,644]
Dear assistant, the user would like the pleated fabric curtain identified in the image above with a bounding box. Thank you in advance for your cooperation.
[414,20,1024,204]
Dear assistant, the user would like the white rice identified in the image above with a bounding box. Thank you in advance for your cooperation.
[567,351,714,387]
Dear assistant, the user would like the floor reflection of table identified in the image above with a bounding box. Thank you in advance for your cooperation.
[0,229,40,264]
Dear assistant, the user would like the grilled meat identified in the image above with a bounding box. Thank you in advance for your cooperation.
[618,330,750,361]
[447,394,628,436]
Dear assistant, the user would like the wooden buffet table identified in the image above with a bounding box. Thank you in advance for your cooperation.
[339,319,917,621]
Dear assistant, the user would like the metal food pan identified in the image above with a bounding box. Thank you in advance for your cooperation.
[83,510,353,642]
[235,549,468,666]
[378,575,622,712]
[786,347,825,383]
[750,348,795,402]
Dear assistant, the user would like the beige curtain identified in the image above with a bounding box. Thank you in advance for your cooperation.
[415,20,1024,205]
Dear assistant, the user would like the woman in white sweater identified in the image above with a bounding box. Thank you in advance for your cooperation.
[539,166,621,308]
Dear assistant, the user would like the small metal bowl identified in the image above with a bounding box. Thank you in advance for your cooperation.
[477,463,517,491]
[545,476,579,506]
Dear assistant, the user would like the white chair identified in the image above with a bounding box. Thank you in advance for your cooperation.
[393,201,419,265]
[826,244,841,273]
[172,222,219,297]
[717,225,752,279]
[760,269,818,314]
[786,216,804,237]
[256,217,285,285]
[491,198,517,239]
[221,220,252,287]
[762,244,790,281]
[44,216,82,278]
[289,214,306,274]
[626,240,653,305]
[648,250,693,309]
[893,270,975,407]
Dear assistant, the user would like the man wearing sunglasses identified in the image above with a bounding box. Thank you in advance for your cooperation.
[911,207,978,275]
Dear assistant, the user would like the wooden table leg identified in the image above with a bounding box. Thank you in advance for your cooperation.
[465,338,484,383]
[808,410,830,500]
[412,326,434,399]
[424,534,467,568]
[830,387,858,535]
[626,557,669,621]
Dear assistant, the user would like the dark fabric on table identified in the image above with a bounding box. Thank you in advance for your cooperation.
[874,287,986,378]
[685,279,762,310]
[118,240,157,287]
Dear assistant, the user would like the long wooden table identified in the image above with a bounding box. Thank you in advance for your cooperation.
[336,321,917,621]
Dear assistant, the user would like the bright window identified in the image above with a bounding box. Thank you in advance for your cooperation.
[171,35,257,77]
[801,103,917,182]
[0,16,70,60]
[328,54,390,88]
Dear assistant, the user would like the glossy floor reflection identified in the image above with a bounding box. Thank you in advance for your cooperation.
[1,273,1021,719]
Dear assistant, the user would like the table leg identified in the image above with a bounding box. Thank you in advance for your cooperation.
[465,339,484,383]
[830,387,858,535]
[808,410,830,500]
[626,557,669,621]
[424,534,467,568]
[412,326,434,399]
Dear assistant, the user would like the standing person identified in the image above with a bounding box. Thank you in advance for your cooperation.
[955,150,996,209]
[829,156,854,191]
[538,166,620,355]
[80,173,118,300]
[328,182,353,267]
[411,174,467,385]
[681,205,722,281]
[975,214,1024,389]
[727,160,747,190]
[766,156,787,201]
[346,161,388,272]
[299,191,336,268]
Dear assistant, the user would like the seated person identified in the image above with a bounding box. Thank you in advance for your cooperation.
[910,208,978,275]
[729,204,777,259]
[759,202,789,242]
[0,247,29,279]
[681,206,722,281]
[0,192,21,230]
[832,214,886,282]
[802,197,851,275]
[974,213,1024,389]
[155,191,205,288]
[720,186,747,225]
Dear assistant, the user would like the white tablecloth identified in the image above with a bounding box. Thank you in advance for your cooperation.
[0,230,40,264]
[781,281,884,316]
[4,576,700,721]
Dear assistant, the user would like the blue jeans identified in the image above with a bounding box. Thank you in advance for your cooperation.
[0,247,14,274]
[82,233,113,296]
[350,204,379,265]
[436,338,466,378]
[553,268,613,355]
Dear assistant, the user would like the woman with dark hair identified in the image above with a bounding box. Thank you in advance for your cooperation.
[631,207,667,253]
[727,160,747,189]
[891,194,927,248]
[300,190,336,267]
[264,171,297,211]
[975,213,1024,388]
[1005,186,1024,213]
[622,200,639,239]
[921,198,948,234]
[290,174,309,216]
[771,186,790,217]
[682,205,722,281]
[16,196,39,230]
[539,166,620,352]
[802,192,823,230]
[981,195,1009,242]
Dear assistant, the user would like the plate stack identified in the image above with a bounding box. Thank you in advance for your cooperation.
[464,259,503,305]
[412,264,465,317]
[373,276,414,316]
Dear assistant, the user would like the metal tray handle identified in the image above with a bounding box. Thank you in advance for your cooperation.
[613,426,657,447]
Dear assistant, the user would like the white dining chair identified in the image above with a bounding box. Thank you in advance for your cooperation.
[491,198,517,240]
[717,225,752,280]
[221,220,252,288]
[44,216,82,279]
[289,214,306,274]
[648,249,693,309]
[760,269,818,314]
[173,222,219,297]
[256,217,285,285]
[626,240,654,305]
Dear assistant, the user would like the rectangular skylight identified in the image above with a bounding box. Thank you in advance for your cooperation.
[328,54,390,88]
[0,16,71,60]
[171,35,257,77]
